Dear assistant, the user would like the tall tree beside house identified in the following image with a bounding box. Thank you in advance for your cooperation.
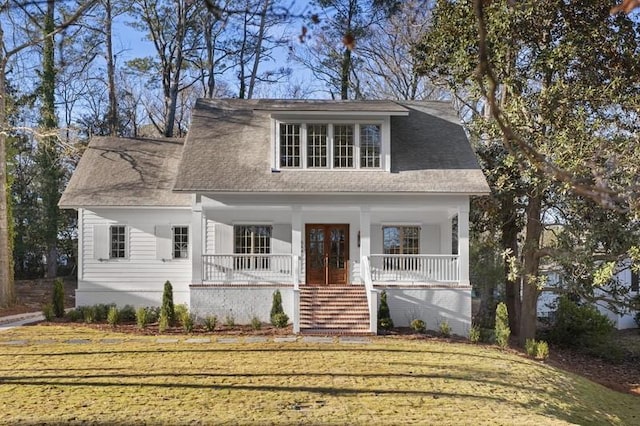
[127,0,201,137]
[0,0,95,306]
[293,0,396,99]
[415,0,640,343]
[37,0,64,278]
[357,0,444,101]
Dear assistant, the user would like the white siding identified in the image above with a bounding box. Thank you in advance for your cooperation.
[205,218,216,253]
[78,208,192,307]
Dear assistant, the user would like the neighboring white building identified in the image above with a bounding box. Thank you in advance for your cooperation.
[537,266,639,329]
[59,99,491,335]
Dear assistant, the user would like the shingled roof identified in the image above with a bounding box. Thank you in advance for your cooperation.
[59,137,191,208]
[173,99,490,194]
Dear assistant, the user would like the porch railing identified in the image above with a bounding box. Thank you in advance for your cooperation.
[368,254,459,283]
[203,254,295,284]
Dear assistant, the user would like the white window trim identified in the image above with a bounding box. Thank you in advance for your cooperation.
[273,119,387,171]
[172,225,190,260]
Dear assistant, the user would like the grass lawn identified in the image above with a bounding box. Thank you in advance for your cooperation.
[1,326,638,425]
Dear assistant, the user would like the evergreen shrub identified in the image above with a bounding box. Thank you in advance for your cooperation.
[495,302,511,348]
[377,291,394,331]
[160,281,175,329]
[410,319,426,333]
[52,279,65,318]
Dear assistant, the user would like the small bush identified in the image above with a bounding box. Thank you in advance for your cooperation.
[525,339,550,360]
[136,307,150,329]
[270,290,285,326]
[251,316,262,330]
[410,319,426,333]
[42,304,54,322]
[158,315,170,332]
[469,325,481,344]
[146,306,160,323]
[479,327,495,343]
[439,320,451,337]
[52,278,65,318]
[160,281,176,328]
[119,305,137,322]
[174,304,188,325]
[224,314,236,327]
[203,315,217,332]
[272,312,289,328]
[65,308,82,322]
[82,306,96,324]
[93,304,113,322]
[547,296,614,349]
[377,291,394,331]
[495,302,511,348]
[182,314,195,333]
[107,306,120,327]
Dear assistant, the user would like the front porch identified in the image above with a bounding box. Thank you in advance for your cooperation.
[188,194,472,335]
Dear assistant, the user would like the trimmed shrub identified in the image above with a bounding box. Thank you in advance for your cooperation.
[224,314,236,327]
[65,308,82,322]
[82,306,97,324]
[251,316,262,330]
[174,304,188,325]
[160,281,176,328]
[469,325,481,344]
[546,296,614,349]
[272,312,289,328]
[42,304,54,322]
[119,305,137,322]
[439,320,451,337]
[495,302,511,348]
[107,306,120,327]
[182,314,195,333]
[93,304,112,322]
[525,339,550,360]
[377,291,394,331]
[410,319,426,333]
[270,290,285,325]
[203,315,217,332]
[52,278,65,318]
[136,307,150,329]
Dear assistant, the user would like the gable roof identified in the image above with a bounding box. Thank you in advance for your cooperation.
[59,137,191,208]
[173,98,490,194]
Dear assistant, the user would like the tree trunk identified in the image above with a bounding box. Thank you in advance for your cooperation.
[501,195,521,335]
[105,0,118,136]
[340,47,351,100]
[41,0,59,278]
[247,0,270,99]
[518,188,544,345]
[0,50,15,307]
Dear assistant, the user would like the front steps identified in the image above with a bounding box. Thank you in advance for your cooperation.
[299,286,372,335]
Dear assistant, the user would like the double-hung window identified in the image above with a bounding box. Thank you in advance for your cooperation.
[234,225,272,270]
[278,122,382,169]
[110,225,127,259]
[173,226,189,259]
[383,226,420,270]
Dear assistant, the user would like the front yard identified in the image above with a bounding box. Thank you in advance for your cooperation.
[1,325,639,425]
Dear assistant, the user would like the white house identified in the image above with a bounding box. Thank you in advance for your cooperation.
[59,99,490,335]
[537,265,639,330]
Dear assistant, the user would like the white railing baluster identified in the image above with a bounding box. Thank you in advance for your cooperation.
[368,254,460,284]
[202,254,295,284]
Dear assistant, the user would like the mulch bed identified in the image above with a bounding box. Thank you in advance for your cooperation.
[3,278,640,397]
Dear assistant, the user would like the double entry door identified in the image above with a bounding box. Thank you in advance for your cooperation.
[305,224,349,285]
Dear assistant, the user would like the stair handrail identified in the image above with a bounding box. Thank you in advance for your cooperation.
[361,256,378,334]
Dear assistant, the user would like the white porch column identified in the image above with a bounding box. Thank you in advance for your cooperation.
[359,207,371,261]
[291,206,301,333]
[458,199,470,285]
[440,217,453,254]
[191,204,204,284]
[291,206,302,258]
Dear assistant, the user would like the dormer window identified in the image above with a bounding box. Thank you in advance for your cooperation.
[276,121,385,170]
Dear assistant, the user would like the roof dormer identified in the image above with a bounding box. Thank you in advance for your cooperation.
[265,101,409,173]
